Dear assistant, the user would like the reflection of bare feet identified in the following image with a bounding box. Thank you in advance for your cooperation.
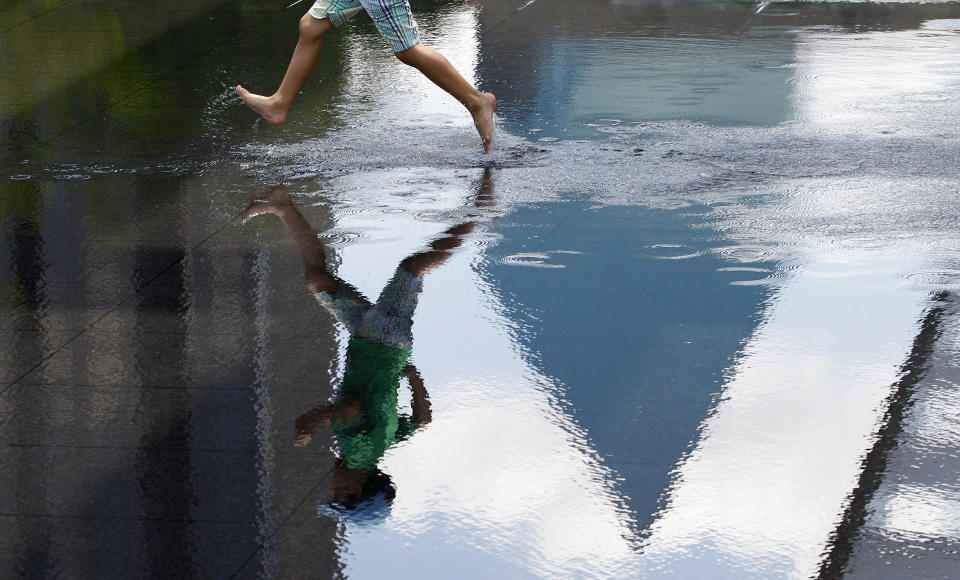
[474,166,495,208]
[294,432,313,447]
[241,186,291,223]
[237,85,288,127]
[471,92,497,153]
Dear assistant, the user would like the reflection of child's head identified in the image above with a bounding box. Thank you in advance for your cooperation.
[331,459,396,511]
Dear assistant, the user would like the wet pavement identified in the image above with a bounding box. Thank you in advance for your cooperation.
[3,0,960,578]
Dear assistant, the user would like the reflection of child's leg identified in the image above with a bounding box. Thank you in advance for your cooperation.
[242,187,332,285]
[396,220,475,277]
[237,14,334,126]
[473,166,495,209]
[242,187,371,331]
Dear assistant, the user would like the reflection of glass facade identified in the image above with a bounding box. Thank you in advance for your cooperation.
[563,34,796,128]
[479,0,798,138]
[477,0,960,137]
[509,31,797,140]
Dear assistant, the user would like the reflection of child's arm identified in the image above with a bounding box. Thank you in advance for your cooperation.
[294,399,361,446]
[404,364,432,426]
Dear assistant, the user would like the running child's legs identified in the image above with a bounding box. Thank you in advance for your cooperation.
[236,14,334,126]
[395,44,497,152]
[237,0,497,150]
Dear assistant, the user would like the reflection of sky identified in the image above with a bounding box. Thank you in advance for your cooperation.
[484,202,774,537]
[792,25,959,135]
[310,5,960,577]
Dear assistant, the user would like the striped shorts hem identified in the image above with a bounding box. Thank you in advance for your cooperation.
[308,0,421,53]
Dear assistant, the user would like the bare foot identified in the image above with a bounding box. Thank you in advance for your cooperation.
[241,186,292,223]
[471,92,497,153]
[237,85,288,127]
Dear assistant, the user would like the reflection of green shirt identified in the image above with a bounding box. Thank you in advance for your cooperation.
[332,336,417,470]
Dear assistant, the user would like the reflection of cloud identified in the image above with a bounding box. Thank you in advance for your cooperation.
[638,261,927,577]
[793,27,953,134]
[876,485,960,539]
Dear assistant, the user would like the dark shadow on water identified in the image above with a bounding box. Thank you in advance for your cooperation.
[0,0,352,170]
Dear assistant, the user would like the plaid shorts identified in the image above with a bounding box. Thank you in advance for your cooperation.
[308,0,421,53]
[313,267,423,350]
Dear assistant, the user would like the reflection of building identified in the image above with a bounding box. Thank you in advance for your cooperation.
[0,173,342,576]
[0,0,372,573]
[477,0,960,136]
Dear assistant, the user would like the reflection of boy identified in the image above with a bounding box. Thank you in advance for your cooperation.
[298,244,465,507]
[297,267,433,507]
[241,184,486,510]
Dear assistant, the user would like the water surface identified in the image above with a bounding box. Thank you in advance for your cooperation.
[3,0,960,577]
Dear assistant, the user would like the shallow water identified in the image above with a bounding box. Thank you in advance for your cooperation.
[3,0,960,577]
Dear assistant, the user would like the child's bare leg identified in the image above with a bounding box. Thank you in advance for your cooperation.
[395,43,497,152]
[237,14,334,126]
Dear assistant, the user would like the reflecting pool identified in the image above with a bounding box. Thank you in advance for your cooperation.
[3,0,960,577]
